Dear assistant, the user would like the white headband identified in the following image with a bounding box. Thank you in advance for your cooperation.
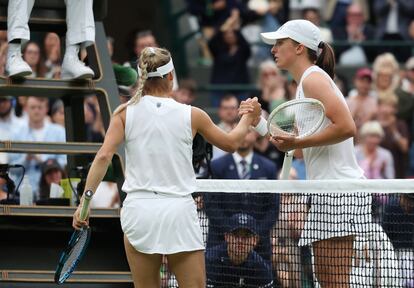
[137,58,174,78]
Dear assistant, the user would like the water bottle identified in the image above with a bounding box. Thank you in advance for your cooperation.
[20,175,33,206]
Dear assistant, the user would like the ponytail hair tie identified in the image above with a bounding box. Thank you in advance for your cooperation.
[317,41,324,57]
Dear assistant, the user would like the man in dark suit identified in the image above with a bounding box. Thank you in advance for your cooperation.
[204,129,279,261]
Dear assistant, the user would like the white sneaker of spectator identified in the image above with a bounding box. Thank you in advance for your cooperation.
[6,44,32,78]
[61,45,94,80]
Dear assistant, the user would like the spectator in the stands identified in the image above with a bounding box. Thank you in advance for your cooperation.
[272,170,309,287]
[126,30,157,69]
[373,0,414,62]
[373,53,414,137]
[22,41,47,78]
[0,176,6,201]
[38,158,66,201]
[209,10,251,106]
[355,121,395,180]
[212,94,239,160]
[172,78,198,105]
[302,7,333,43]
[323,0,353,31]
[377,99,409,179]
[0,96,23,138]
[254,60,287,113]
[382,193,414,287]
[84,96,105,143]
[206,213,274,288]
[332,3,376,65]
[107,36,114,61]
[8,97,66,199]
[0,41,8,76]
[205,129,279,261]
[346,68,377,134]
[402,57,414,95]
[372,53,399,103]
[50,99,65,128]
[186,0,245,40]
[43,33,62,79]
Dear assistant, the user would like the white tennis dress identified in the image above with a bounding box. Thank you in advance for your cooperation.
[295,66,372,246]
[120,95,204,254]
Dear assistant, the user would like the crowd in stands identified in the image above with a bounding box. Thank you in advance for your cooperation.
[0,0,414,286]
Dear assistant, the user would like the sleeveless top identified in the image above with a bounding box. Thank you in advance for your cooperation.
[122,96,196,196]
[296,66,364,180]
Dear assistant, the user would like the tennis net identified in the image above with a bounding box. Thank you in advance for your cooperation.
[164,179,414,288]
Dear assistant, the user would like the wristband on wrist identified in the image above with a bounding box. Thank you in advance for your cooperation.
[253,117,268,136]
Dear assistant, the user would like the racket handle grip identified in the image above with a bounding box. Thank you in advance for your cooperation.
[280,151,294,180]
[80,190,93,221]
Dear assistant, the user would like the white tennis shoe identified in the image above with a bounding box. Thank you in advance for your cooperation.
[6,51,32,78]
[61,54,94,80]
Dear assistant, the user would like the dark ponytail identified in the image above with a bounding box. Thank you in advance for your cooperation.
[315,42,335,79]
[305,41,336,79]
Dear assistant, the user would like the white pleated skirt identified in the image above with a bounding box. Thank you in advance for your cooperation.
[120,192,204,254]
[299,192,372,246]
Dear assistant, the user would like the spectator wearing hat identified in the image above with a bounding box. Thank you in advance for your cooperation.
[205,129,278,261]
[346,68,377,136]
[38,158,66,201]
[206,213,274,288]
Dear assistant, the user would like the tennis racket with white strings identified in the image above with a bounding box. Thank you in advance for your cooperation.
[267,98,325,179]
[54,190,93,284]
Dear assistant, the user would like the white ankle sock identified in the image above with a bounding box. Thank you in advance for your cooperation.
[65,44,80,57]
[8,43,21,54]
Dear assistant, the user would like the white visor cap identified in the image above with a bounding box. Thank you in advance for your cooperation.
[261,19,322,52]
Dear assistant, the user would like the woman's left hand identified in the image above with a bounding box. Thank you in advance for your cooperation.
[269,134,297,152]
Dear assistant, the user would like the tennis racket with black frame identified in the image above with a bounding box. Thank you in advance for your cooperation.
[267,98,326,179]
[54,190,93,284]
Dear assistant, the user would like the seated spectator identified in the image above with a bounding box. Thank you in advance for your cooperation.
[272,169,310,287]
[0,176,6,201]
[372,53,399,103]
[186,0,244,40]
[332,3,376,65]
[212,94,239,160]
[206,213,274,287]
[43,32,62,79]
[355,121,395,179]
[382,194,414,287]
[209,10,251,106]
[346,68,377,135]
[377,100,409,179]
[84,96,105,143]
[402,57,414,95]
[172,78,198,105]
[50,99,65,127]
[8,97,66,198]
[22,41,47,78]
[254,60,287,113]
[205,129,278,261]
[38,159,66,201]
[125,30,157,69]
[373,0,414,62]
[302,7,333,43]
[0,96,23,140]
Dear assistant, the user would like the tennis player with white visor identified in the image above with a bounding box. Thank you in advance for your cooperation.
[240,20,373,287]
[72,46,261,288]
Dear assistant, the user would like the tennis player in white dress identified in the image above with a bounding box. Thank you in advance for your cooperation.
[241,20,372,287]
[72,47,261,287]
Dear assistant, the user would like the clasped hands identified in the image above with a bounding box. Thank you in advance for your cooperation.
[239,98,298,152]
